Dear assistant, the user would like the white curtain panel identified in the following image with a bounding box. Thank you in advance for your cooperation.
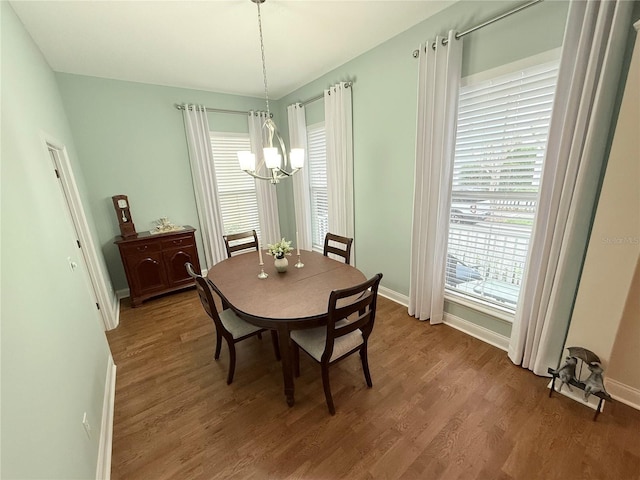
[182,105,226,269]
[508,0,633,374]
[287,103,312,250]
[408,31,462,324]
[248,111,282,245]
[324,82,355,263]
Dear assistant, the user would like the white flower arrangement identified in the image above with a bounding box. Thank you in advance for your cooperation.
[150,216,184,234]
[267,238,293,259]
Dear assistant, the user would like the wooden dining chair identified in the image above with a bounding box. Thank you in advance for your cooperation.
[290,273,383,415]
[323,233,353,264]
[185,262,280,384]
[223,229,259,258]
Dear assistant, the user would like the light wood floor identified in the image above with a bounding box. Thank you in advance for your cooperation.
[107,289,640,480]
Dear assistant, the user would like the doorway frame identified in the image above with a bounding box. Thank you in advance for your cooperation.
[45,137,119,330]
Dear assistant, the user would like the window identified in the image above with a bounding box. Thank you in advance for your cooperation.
[445,59,560,314]
[307,122,328,251]
[210,132,260,237]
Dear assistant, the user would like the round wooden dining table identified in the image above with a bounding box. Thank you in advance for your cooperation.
[207,250,366,406]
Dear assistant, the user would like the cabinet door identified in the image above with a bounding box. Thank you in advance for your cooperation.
[163,245,198,287]
[125,251,168,296]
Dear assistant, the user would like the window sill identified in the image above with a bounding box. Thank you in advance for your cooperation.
[444,292,514,324]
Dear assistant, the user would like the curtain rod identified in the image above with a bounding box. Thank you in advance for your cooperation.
[175,80,353,113]
[412,0,543,57]
[300,81,353,107]
[174,104,272,117]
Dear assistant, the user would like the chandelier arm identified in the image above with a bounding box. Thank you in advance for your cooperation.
[274,167,301,177]
[273,121,289,168]
[243,170,279,182]
[244,171,272,181]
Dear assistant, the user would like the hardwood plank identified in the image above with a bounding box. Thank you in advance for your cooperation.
[107,291,640,480]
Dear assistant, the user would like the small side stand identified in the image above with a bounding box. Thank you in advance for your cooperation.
[548,367,612,421]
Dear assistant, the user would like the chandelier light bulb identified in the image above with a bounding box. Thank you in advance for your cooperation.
[263,147,280,169]
[290,149,304,169]
[238,151,256,171]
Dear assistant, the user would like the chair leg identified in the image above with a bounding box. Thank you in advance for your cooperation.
[214,331,222,360]
[270,330,281,361]
[227,341,237,385]
[292,343,300,377]
[360,346,372,388]
[321,364,335,415]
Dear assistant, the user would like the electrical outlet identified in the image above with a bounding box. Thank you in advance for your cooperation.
[82,412,91,439]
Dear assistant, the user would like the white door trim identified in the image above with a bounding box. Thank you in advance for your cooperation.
[96,355,116,480]
[45,138,119,330]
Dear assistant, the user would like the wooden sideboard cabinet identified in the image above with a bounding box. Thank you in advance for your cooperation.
[115,226,201,307]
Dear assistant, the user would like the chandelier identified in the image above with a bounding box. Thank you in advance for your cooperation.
[237,0,304,184]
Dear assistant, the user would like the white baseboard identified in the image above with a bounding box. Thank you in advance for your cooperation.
[111,293,120,330]
[378,286,509,352]
[96,355,116,480]
[380,287,639,413]
[443,312,510,352]
[115,288,130,300]
[606,378,640,411]
[114,298,120,326]
[379,286,409,307]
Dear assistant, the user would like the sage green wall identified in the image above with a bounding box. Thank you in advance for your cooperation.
[55,74,294,290]
[56,1,569,325]
[1,3,112,478]
[279,0,569,336]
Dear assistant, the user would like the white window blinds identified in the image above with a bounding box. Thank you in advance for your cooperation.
[446,60,559,313]
[210,132,261,238]
[307,122,328,251]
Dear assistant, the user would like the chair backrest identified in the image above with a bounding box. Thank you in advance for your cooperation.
[223,230,259,258]
[323,273,383,362]
[185,262,224,330]
[323,233,353,264]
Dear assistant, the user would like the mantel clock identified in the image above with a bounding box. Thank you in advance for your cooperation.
[112,195,137,238]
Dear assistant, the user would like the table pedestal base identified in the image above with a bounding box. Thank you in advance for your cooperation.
[277,325,296,407]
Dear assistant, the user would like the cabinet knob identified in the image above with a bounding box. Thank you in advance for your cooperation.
[137,245,148,252]
[173,239,183,245]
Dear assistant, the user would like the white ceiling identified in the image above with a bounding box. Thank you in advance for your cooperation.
[10,0,454,99]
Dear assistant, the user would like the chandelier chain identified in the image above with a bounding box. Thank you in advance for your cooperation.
[240,0,302,184]
[256,1,270,117]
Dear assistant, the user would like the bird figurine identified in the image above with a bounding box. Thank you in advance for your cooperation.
[583,363,609,402]
[551,356,577,392]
